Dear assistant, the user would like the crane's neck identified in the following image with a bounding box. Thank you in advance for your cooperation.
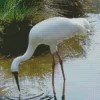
[19,45,34,62]
[11,43,36,72]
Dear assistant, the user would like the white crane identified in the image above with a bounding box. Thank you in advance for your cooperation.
[11,17,90,91]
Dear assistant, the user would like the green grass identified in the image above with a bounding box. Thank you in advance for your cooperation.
[0,0,44,21]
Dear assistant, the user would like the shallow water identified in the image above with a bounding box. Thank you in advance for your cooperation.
[0,14,100,100]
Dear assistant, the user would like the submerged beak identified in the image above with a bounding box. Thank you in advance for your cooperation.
[12,72,20,91]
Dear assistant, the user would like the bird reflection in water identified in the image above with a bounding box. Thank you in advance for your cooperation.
[14,80,66,100]
[52,80,66,100]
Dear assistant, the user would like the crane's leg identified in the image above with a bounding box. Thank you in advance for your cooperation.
[51,54,56,95]
[56,51,65,81]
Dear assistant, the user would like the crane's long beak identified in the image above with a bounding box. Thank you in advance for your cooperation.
[12,72,20,91]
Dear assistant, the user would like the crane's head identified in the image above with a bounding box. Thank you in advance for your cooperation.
[73,18,91,34]
[11,58,20,91]
[80,18,91,33]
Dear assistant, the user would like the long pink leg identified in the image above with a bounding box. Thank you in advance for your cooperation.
[51,54,56,95]
[56,51,65,81]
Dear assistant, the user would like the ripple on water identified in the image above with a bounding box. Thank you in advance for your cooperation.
[0,75,53,100]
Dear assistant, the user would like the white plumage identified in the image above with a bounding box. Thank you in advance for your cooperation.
[11,17,90,91]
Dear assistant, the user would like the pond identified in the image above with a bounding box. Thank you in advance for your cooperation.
[0,14,100,100]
